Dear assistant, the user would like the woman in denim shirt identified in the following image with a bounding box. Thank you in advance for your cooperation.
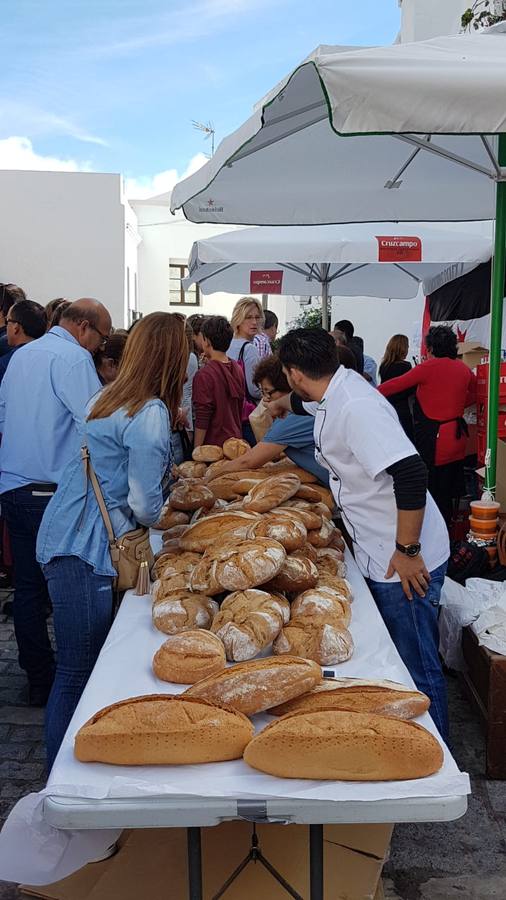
[37,313,189,770]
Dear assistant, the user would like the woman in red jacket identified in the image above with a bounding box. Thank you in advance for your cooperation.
[378,326,476,525]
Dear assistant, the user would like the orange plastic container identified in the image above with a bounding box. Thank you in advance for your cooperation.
[470,500,501,520]
[469,516,498,537]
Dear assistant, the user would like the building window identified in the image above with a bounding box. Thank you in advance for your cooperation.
[169,261,200,306]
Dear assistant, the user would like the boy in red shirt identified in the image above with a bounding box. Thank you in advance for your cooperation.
[192,316,245,448]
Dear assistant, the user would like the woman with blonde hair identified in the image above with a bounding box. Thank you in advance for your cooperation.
[37,313,189,769]
[228,297,263,443]
[378,334,414,440]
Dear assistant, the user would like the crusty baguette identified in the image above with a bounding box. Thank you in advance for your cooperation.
[269,677,431,719]
[243,709,443,780]
[153,631,226,684]
[185,656,322,716]
[74,694,253,765]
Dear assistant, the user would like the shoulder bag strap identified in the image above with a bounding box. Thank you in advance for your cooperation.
[80,446,116,546]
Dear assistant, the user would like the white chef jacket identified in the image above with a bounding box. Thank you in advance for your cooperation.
[311,367,449,583]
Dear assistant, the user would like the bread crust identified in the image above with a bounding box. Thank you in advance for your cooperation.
[170,480,215,511]
[153,631,226,684]
[314,574,353,602]
[291,588,352,626]
[185,656,322,715]
[247,514,307,551]
[265,555,319,594]
[243,709,443,780]
[211,590,290,661]
[243,473,301,514]
[192,445,224,463]
[74,694,253,765]
[269,677,431,719]
[273,614,354,666]
[152,591,219,634]
[152,507,190,531]
[191,537,286,594]
[179,511,260,552]
[176,461,208,479]
[223,438,251,459]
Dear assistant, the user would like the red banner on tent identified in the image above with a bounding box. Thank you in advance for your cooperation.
[376,236,422,262]
[249,270,284,294]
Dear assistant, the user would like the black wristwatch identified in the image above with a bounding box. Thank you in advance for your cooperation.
[395,541,422,558]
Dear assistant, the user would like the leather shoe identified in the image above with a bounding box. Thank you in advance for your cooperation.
[28,684,52,707]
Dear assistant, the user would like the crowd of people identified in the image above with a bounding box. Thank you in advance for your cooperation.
[0,283,478,770]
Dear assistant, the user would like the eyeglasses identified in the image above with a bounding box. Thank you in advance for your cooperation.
[245,315,263,321]
[260,387,278,398]
[6,318,18,326]
[88,323,109,348]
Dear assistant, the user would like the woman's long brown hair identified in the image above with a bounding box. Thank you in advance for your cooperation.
[88,312,189,423]
[380,333,409,372]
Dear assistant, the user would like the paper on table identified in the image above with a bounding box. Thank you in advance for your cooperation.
[0,549,470,885]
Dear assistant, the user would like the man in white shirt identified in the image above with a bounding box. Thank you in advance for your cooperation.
[274,328,450,742]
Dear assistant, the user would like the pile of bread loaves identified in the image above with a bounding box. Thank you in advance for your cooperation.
[74,440,445,783]
[151,439,353,668]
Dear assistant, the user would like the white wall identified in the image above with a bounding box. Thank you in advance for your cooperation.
[399,0,467,41]
[0,170,131,327]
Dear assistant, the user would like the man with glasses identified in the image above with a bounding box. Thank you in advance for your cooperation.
[0,298,111,706]
[0,299,47,385]
[0,283,27,357]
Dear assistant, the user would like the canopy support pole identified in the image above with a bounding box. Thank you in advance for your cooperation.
[485,133,506,497]
[321,265,330,331]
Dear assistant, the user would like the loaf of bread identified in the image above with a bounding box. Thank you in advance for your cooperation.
[314,502,332,520]
[243,710,443,780]
[191,537,286,594]
[243,473,301,513]
[223,438,251,459]
[75,694,253,765]
[179,510,259,552]
[315,548,347,577]
[315,574,353,602]
[266,554,319,594]
[185,656,322,715]
[273,614,354,666]
[295,484,325,503]
[298,484,334,509]
[204,459,234,482]
[207,474,242,501]
[152,506,190,532]
[269,677,431,719]
[247,513,307,552]
[211,589,289,661]
[153,631,226,684]
[269,463,317,484]
[152,571,191,592]
[170,479,216,511]
[161,524,188,543]
[307,518,337,548]
[291,587,352,626]
[189,499,227,523]
[152,590,219,634]
[152,550,202,581]
[176,461,208,480]
[293,543,318,563]
[276,502,323,530]
[192,445,224,463]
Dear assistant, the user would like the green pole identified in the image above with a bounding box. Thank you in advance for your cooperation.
[485,133,506,496]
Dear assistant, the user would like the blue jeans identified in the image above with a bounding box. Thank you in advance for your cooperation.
[368,562,449,744]
[2,488,55,689]
[42,556,113,772]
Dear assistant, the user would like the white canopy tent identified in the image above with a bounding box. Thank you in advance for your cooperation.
[171,24,506,494]
[183,223,493,330]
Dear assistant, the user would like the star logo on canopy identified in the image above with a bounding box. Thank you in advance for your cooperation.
[207,198,215,206]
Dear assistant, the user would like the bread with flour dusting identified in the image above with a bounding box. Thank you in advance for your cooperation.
[211,589,290,661]
[152,590,218,634]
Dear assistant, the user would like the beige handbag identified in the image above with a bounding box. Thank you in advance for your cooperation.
[81,447,153,594]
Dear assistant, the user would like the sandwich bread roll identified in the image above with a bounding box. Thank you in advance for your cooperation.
[75,694,253,765]
[153,631,226,684]
[243,709,443,780]
[269,677,431,718]
[211,589,289,661]
[185,656,322,715]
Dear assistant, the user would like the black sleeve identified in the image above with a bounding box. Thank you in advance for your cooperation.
[290,393,311,416]
[385,454,428,510]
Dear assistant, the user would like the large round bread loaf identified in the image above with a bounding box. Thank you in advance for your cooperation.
[192,445,224,463]
[307,518,337,548]
[315,574,353,602]
[152,591,219,634]
[153,631,226,684]
[223,438,251,459]
[291,588,352,626]
[210,590,289,661]
[74,694,253,765]
[185,656,322,715]
[176,461,208,480]
[269,677,431,719]
[315,549,347,577]
[273,614,354,666]
[247,514,307,551]
[152,506,190,531]
[242,473,301,513]
[191,537,286,594]
[170,479,215,511]
[243,709,443,780]
[152,550,202,581]
[265,555,319,594]
[179,511,259,552]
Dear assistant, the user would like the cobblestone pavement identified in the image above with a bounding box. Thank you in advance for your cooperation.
[0,592,505,899]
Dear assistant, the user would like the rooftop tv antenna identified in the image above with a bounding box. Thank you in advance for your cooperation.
[192,120,215,157]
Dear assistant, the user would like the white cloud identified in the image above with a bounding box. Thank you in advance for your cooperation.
[0,101,107,147]
[0,136,92,172]
[124,152,208,199]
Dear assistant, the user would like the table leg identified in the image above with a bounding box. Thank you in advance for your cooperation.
[309,824,324,900]
[187,827,203,900]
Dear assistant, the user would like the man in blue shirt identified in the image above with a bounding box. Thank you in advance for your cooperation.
[0,299,47,385]
[0,298,111,706]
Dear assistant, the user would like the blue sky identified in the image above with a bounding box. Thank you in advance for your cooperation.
[1,0,400,195]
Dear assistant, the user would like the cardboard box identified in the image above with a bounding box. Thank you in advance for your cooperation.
[458,340,488,370]
[21,821,393,900]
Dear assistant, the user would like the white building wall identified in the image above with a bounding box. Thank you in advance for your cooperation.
[399,0,467,41]
[0,170,129,327]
